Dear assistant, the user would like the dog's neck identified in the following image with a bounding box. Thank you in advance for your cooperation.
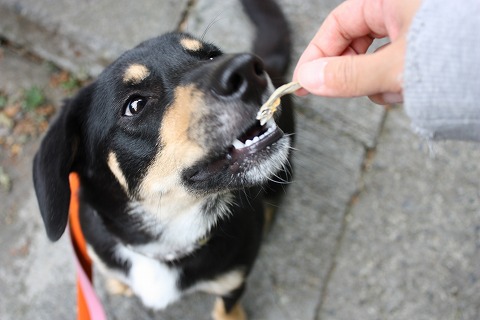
[124,191,233,261]
[126,232,212,262]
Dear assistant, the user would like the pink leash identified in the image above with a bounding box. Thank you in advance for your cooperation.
[69,172,107,320]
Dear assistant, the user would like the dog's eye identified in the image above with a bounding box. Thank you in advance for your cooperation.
[206,49,221,61]
[124,98,147,117]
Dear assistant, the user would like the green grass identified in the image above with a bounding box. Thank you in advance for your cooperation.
[0,93,7,109]
[61,76,81,91]
[23,86,45,111]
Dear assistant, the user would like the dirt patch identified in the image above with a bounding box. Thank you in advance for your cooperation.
[0,41,86,220]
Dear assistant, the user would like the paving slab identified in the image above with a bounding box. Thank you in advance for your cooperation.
[318,108,480,320]
[0,0,189,76]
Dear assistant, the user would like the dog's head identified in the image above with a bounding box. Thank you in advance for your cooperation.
[33,33,291,241]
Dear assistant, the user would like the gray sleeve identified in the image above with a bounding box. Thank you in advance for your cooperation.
[404,0,480,141]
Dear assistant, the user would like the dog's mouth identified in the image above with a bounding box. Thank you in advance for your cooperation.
[230,118,282,156]
[185,117,285,184]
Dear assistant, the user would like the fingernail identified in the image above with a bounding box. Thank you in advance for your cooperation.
[298,60,327,94]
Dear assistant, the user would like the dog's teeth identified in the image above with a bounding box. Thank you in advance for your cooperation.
[232,139,245,149]
[266,126,274,135]
[259,126,274,140]
[232,122,278,150]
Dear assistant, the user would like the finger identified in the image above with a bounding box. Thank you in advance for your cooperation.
[296,0,387,65]
[296,38,405,98]
[368,42,404,105]
[293,0,386,85]
[350,35,376,55]
[294,44,361,96]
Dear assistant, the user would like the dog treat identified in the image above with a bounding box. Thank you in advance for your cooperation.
[256,81,301,125]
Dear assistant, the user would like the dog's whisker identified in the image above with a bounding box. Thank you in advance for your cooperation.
[200,8,227,42]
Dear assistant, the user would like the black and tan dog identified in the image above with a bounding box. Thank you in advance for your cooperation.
[33,0,294,318]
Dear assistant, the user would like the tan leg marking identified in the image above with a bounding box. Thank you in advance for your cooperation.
[106,277,133,297]
[212,298,247,320]
[196,269,245,296]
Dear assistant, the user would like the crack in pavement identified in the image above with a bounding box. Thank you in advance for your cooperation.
[313,107,389,320]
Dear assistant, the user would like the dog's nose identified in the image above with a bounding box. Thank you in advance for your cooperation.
[213,54,267,99]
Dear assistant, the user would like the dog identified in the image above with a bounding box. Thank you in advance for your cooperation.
[33,0,294,319]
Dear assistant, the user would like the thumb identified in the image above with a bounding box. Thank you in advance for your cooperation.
[296,40,404,98]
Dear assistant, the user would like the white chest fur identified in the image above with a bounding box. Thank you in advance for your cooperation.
[126,192,233,261]
[115,244,181,309]
[92,192,235,309]
[113,191,233,309]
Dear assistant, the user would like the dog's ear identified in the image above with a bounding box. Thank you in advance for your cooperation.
[33,84,93,241]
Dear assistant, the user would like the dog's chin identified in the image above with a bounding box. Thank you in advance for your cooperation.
[182,118,290,193]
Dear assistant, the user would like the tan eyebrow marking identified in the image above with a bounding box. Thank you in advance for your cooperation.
[180,38,203,51]
[123,64,150,84]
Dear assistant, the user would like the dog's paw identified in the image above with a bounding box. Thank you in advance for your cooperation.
[212,299,247,320]
[106,278,133,297]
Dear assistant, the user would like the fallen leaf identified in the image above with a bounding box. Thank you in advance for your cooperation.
[3,104,21,118]
[0,166,12,191]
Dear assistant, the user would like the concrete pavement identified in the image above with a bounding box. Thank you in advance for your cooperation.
[0,0,479,319]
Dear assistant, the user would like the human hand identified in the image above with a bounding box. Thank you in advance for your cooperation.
[293,0,421,104]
